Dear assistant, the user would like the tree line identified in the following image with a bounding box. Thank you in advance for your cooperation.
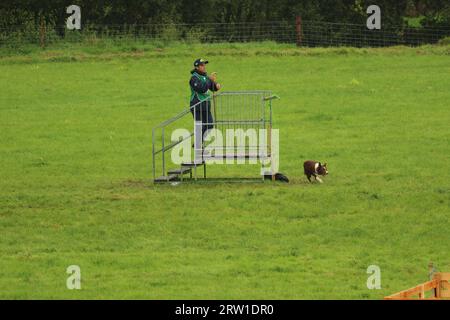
[1,0,449,29]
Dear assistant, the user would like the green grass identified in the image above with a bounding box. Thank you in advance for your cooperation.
[0,42,449,299]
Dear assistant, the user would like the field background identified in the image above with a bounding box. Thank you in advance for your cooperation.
[0,43,449,299]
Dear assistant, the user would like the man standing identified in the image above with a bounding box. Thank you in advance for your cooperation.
[189,58,221,138]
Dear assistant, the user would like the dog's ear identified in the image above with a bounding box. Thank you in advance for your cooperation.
[318,162,322,167]
[323,162,327,167]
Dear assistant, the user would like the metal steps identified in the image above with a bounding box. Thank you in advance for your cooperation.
[154,174,179,183]
[154,163,205,183]
[181,161,205,167]
[167,167,192,175]
[167,167,192,181]
[202,153,271,160]
[181,161,206,181]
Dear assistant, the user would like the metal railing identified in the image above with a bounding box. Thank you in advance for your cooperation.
[151,98,203,180]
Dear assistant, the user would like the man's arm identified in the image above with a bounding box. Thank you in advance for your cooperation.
[208,73,220,92]
[190,76,209,94]
[209,81,221,92]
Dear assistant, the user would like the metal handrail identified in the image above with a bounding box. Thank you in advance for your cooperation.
[153,132,194,156]
[152,97,209,179]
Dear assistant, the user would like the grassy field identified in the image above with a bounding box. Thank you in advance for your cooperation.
[0,42,449,299]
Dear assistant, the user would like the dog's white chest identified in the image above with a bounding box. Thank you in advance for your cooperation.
[314,162,319,174]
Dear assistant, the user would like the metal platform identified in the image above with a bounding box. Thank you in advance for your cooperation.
[152,91,278,183]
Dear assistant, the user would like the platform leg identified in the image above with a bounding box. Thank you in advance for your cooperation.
[194,121,202,164]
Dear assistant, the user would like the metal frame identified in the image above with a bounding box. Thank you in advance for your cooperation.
[152,91,278,182]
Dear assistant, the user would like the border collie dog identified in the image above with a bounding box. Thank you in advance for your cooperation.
[303,160,328,183]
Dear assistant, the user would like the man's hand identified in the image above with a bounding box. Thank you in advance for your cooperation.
[215,83,221,90]
[209,72,217,82]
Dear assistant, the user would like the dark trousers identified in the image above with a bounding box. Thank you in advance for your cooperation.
[190,99,214,138]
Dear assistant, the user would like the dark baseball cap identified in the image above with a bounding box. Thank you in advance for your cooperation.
[194,58,209,67]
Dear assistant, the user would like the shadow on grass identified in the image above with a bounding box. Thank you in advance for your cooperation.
[159,177,267,185]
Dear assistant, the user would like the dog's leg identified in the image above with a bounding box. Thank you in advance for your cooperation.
[306,174,312,183]
[315,176,323,183]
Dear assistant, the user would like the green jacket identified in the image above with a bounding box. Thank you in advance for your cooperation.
[189,70,218,105]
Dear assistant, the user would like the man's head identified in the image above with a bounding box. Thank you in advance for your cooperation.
[194,58,208,73]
